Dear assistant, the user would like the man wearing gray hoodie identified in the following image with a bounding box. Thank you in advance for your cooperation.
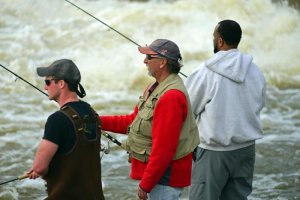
[185,20,266,200]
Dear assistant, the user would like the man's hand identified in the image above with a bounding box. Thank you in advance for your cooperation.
[137,186,148,200]
[26,168,40,179]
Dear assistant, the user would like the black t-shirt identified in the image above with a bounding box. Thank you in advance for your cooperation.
[43,101,97,154]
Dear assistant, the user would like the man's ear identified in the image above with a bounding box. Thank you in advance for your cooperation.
[159,58,168,69]
[59,80,66,89]
[218,37,224,47]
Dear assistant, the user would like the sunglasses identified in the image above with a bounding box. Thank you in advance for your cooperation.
[44,79,58,86]
[146,54,163,60]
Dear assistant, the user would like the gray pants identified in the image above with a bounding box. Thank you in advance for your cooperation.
[189,145,255,200]
[149,184,183,200]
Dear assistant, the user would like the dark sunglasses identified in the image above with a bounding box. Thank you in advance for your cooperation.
[146,54,163,60]
[44,79,58,86]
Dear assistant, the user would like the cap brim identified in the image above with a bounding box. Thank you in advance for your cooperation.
[138,46,157,55]
[37,67,50,77]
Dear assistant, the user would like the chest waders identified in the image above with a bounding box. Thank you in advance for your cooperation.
[44,105,105,200]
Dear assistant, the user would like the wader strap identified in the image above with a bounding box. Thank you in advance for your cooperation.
[60,106,101,134]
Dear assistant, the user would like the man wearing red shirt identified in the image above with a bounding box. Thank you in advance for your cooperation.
[100,39,199,200]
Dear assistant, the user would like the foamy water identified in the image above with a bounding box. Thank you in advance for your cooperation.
[0,0,299,199]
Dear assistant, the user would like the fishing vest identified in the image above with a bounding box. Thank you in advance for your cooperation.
[44,105,105,200]
[124,74,200,162]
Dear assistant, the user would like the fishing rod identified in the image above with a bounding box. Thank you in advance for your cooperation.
[64,0,188,78]
[65,0,140,47]
[0,63,123,151]
[102,131,126,151]
[0,64,48,97]
[0,174,29,186]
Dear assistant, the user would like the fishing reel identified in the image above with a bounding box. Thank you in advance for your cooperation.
[100,140,110,159]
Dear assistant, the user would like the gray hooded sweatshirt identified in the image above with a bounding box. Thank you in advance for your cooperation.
[185,49,266,151]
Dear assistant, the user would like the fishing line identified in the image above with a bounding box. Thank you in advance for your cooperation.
[64,0,188,78]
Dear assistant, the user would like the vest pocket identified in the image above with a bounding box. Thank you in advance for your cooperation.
[139,99,155,120]
[127,135,152,162]
[127,96,156,162]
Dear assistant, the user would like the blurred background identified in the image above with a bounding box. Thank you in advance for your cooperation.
[0,0,299,199]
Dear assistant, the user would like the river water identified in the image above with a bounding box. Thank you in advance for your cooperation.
[0,0,299,199]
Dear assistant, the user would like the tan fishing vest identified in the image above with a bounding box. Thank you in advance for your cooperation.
[44,105,105,200]
[124,74,200,162]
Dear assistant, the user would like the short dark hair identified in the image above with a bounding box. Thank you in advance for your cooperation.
[65,81,78,93]
[52,77,77,93]
[217,20,242,47]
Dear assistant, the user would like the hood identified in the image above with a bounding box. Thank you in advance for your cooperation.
[205,49,253,83]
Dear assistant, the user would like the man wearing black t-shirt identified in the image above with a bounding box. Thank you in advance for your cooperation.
[27,59,105,200]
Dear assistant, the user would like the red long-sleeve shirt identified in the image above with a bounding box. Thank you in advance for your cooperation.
[100,89,193,192]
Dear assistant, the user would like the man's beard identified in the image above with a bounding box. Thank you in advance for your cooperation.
[147,66,156,77]
[148,70,156,77]
[214,43,219,53]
